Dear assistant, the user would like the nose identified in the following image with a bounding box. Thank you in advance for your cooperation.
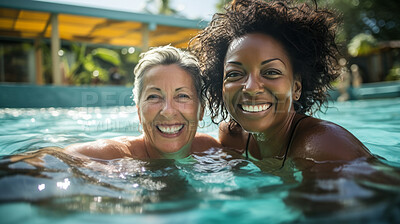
[242,73,264,96]
[159,98,177,118]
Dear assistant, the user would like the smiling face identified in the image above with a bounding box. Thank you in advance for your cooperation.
[223,33,301,133]
[137,64,204,158]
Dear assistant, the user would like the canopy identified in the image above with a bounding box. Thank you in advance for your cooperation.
[0,0,208,84]
[0,0,207,48]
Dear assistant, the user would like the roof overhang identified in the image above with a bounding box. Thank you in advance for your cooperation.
[0,0,208,48]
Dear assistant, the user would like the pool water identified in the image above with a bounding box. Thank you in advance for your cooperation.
[318,98,400,165]
[0,98,400,223]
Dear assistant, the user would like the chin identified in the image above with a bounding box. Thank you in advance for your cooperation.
[241,125,266,133]
[157,143,186,154]
[234,118,266,132]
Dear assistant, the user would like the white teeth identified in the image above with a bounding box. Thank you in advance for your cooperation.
[157,125,183,134]
[242,104,271,112]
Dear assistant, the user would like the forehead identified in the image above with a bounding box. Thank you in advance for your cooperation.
[142,64,195,90]
[226,33,290,63]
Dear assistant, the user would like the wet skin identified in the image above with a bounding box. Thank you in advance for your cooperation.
[65,64,220,160]
[223,33,301,134]
[137,64,204,158]
[219,33,372,164]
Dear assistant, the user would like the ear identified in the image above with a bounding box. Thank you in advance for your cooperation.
[292,78,302,100]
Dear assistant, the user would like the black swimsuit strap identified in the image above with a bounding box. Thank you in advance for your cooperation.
[244,115,309,167]
[245,132,251,160]
[280,115,309,168]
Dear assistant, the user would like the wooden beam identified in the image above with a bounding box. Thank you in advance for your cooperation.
[0,44,4,82]
[50,13,61,85]
[34,38,43,85]
[142,23,149,52]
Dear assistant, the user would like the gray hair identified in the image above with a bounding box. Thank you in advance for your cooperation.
[133,45,203,105]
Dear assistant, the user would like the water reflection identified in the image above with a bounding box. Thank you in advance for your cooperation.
[1,147,400,222]
[282,157,400,222]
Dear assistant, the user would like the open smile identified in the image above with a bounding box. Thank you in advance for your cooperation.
[156,124,185,134]
[240,103,272,113]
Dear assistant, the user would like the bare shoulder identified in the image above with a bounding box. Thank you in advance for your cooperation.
[289,117,372,161]
[192,132,221,152]
[218,121,248,154]
[64,138,134,160]
[111,135,149,159]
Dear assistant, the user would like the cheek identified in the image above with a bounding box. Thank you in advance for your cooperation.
[139,104,158,122]
[180,104,201,131]
[222,91,231,111]
[222,83,235,104]
[222,85,227,102]
[273,81,293,99]
[183,103,201,119]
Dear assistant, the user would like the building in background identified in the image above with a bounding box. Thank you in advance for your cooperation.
[0,0,208,86]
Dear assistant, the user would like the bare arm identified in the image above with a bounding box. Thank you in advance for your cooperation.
[218,121,248,154]
[64,139,133,160]
[191,132,222,152]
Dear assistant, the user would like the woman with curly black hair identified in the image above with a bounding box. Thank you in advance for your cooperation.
[190,0,372,167]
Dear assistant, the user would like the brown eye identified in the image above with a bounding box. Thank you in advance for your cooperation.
[262,69,282,78]
[225,71,243,80]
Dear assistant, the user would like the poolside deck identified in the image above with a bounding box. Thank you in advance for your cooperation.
[329,81,400,101]
[1,81,399,108]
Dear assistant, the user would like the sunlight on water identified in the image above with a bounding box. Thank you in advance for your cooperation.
[0,148,302,220]
[1,98,400,223]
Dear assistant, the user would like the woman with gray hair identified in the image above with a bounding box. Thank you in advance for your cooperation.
[66,45,220,159]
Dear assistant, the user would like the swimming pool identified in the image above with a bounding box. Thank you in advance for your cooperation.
[0,98,400,223]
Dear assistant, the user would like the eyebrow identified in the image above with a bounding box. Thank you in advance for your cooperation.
[146,86,190,92]
[146,86,162,92]
[176,87,187,91]
[226,58,286,67]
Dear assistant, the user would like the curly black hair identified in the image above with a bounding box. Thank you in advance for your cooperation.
[189,0,340,124]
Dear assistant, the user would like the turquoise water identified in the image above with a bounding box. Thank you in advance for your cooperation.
[317,98,400,165]
[0,98,400,223]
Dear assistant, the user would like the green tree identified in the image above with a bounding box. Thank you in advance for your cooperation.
[215,0,400,42]
[320,0,400,42]
[215,0,232,12]
[385,64,400,81]
[159,0,177,15]
[347,33,377,57]
[62,44,122,85]
[143,0,177,15]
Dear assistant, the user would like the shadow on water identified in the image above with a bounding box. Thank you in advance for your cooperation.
[1,147,400,223]
[0,147,199,214]
[281,157,400,223]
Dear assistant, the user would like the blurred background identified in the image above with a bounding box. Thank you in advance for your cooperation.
[0,0,399,105]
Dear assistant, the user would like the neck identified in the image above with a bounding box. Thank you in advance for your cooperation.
[252,112,297,159]
[143,137,192,159]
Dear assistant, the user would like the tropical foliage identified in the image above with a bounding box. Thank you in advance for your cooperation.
[215,0,400,43]
[143,0,178,15]
[61,44,121,85]
[386,64,400,81]
[347,33,377,57]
